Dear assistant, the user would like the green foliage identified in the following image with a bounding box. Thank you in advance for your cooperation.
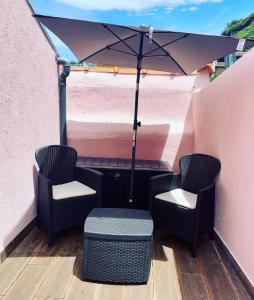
[222,12,254,39]
[237,23,254,39]
[210,72,220,81]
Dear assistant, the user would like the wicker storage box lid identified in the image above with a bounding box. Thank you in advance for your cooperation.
[84,208,153,241]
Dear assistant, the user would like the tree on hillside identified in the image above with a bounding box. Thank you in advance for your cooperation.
[222,12,254,39]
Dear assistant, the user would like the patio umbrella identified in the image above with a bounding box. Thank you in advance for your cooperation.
[34,14,254,204]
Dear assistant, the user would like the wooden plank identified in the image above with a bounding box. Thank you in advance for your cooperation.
[215,238,253,299]
[197,238,220,263]
[66,274,97,300]
[110,158,118,167]
[214,242,237,276]
[1,228,251,300]
[66,256,97,300]
[158,160,171,171]
[200,262,238,300]
[102,158,110,166]
[35,253,78,299]
[92,157,101,166]
[85,157,93,165]
[143,160,150,168]
[179,274,210,300]
[77,156,172,172]
[28,237,61,266]
[229,275,252,300]
[124,265,154,300]
[0,230,43,295]
[173,237,201,275]
[123,159,129,167]
[118,158,125,167]
[79,156,86,164]
[153,235,182,300]
[12,228,44,255]
[94,283,125,300]
[135,160,143,168]
[153,259,182,300]
[151,160,160,169]
[125,160,131,168]
[0,256,31,296]
[61,234,83,255]
[3,264,48,300]
[154,232,176,264]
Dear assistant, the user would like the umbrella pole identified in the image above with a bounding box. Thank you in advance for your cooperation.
[129,32,144,204]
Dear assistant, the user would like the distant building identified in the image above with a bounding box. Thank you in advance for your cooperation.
[213,51,246,76]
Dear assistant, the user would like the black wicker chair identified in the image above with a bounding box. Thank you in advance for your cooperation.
[35,145,103,246]
[149,153,221,257]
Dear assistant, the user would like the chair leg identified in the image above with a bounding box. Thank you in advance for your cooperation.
[48,212,54,247]
[36,216,41,228]
[209,230,214,240]
[48,231,53,247]
[191,244,197,258]
[191,233,198,258]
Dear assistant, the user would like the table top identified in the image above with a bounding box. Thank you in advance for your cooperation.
[77,156,172,172]
[84,208,153,240]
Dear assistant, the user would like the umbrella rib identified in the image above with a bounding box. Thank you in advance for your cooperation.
[103,24,138,55]
[107,47,136,56]
[144,54,168,58]
[143,34,190,57]
[146,35,188,75]
[79,33,137,62]
[111,24,141,33]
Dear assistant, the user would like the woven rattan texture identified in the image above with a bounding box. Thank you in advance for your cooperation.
[179,153,221,193]
[85,208,153,239]
[84,238,152,283]
[35,145,77,184]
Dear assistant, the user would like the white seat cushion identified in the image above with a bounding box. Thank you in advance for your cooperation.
[52,181,96,200]
[155,188,197,209]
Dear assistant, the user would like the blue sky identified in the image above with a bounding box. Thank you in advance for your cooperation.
[30,0,254,61]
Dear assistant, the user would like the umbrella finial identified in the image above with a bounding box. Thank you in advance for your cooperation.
[149,25,153,41]
[149,25,153,54]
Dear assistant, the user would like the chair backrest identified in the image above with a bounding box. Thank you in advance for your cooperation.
[179,153,221,193]
[35,145,77,184]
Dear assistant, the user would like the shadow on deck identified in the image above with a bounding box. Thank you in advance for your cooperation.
[0,228,251,300]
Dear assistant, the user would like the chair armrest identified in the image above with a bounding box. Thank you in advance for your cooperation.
[194,182,216,236]
[38,172,53,201]
[196,183,215,209]
[37,172,53,225]
[75,167,103,190]
[75,167,103,206]
[148,173,179,211]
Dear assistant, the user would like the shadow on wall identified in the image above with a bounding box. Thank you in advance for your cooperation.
[67,121,170,160]
[67,111,194,169]
[171,101,194,171]
[67,73,198,167]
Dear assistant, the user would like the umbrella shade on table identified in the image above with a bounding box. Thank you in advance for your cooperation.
[35,14,254,203]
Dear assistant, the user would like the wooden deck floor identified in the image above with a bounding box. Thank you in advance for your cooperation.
[0,228,251,300]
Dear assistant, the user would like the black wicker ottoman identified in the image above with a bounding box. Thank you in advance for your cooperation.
[83,208,153,284]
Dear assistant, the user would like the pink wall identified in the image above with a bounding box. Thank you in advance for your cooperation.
[193,49,254,285]
[0,1,59,252]
[67,72,200,169]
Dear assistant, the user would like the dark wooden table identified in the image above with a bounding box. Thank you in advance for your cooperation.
[77,157,172,209]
